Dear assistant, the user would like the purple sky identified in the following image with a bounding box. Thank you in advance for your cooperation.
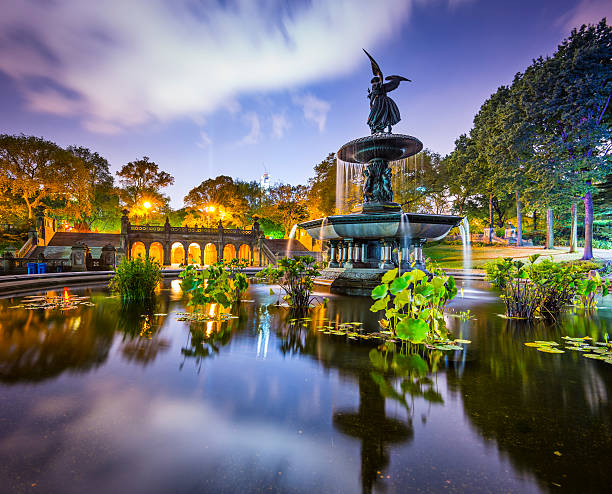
[1,0,610,207]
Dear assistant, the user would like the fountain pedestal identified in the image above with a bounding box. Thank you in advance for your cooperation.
[299,133,463,295]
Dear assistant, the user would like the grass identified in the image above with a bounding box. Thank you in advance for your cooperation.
[423,244,612,270]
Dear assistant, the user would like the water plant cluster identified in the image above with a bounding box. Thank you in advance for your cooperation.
[109,256,162,302]
[8,294,94,311]
[257,256,322,310]
[523,336,612,364]
[369,265,458,345]
[179,258,249,310]
[485,255,611,320]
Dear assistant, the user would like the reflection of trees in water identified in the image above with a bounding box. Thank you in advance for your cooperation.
[179,303,251,372]
[0,291,178,382]
[0,296,115,384]
[114,299,172,367]
[447,313,612,492]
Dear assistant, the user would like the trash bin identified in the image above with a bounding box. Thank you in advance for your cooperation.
[27,262,37,274]
[37,263,47,274]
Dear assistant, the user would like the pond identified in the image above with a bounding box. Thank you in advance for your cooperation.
[0,280,611,493]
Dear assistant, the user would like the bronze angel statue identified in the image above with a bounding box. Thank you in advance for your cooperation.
[364,49,411,134]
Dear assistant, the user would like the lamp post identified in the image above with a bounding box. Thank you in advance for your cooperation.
[204,205,215,227]
[143,201,151,224]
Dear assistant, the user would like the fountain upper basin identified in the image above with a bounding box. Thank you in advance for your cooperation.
[338,133,423,163]
[299,212,463,242]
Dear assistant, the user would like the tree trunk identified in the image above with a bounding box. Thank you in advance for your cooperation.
[533,210,538,231]
[516,191,523,247]
[583,189,594,260]
[569,203,578,253]
[488,193,494,243]
[24,195,33,219]
[546,208,554,250]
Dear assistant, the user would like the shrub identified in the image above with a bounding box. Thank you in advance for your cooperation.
[485,255,611,319]
[369,266,457,344]
[257,256,321,310]
[109,256,162,302]
[179,259,249,310]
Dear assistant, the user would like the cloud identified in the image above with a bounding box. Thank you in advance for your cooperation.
[197,130,212,149]
[292,93,330,132]
[239,112,261,145]
[271,113,290,139]
[0,0,412,133]
[556,0,612,31]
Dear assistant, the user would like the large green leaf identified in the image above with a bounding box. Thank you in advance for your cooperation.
[396,317,429,342]
[389,276,410,295]
[370,295,390,312]
[381,268,399,284]
[371,283,388,300]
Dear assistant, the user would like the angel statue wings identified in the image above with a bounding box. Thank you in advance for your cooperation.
[364,49,411,134]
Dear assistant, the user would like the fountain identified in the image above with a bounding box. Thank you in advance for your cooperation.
[298,50,463,295]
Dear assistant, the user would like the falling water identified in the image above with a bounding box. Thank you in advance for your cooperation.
[459,217,472,284]
[398,212,412,271]
[286,224,299,259]
[336,155,424,214]
[319,217,328,263]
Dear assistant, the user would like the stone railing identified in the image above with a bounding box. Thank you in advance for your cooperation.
[128,224,257,236]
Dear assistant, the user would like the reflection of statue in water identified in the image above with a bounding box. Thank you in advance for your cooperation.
[364,49,411,134]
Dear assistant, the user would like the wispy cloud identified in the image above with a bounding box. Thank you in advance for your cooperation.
[292,93,331,132]
[271,113,290,139]
[197,130,212,149]
[556,0,612,31]
[0,0,411,133]
[239,112,261,145]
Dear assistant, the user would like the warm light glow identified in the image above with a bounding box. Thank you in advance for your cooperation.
[143,201,152,210]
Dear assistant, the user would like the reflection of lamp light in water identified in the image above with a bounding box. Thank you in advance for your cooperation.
[63,287,70,302]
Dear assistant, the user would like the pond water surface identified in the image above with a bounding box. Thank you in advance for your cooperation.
[0,281,611,493]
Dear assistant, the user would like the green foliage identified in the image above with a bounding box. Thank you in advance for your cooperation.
[257,256,320,310]
[370,266,458,344]
[109,256,162,302]
[179,258,249,310]
[485,255,611,319]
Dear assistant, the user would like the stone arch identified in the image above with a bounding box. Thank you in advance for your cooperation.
[131,241,146,259]
[203,243,217,265]
[222,243,236,261]
[171,242,186,265]
[238,244,251,263]
[188,242,202,265]
[149,242,164,265]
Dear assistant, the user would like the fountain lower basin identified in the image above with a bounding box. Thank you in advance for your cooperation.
[299,212,463,243]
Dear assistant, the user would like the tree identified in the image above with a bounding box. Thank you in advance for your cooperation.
[263,184,309,236]
[184,175,249,227]
[116,156,174,220]
[64,146,118,231]
[521,20,612,258]
[307,153,337,218]
[0,134,89,220]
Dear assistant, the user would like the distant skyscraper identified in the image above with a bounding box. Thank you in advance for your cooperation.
[260,172,270,191]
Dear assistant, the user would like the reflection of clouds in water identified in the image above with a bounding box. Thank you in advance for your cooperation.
[582,365,609,413]
[14,385,359,493]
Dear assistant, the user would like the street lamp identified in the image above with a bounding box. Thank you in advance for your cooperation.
[143,201,152,224]
[204,205,215,227]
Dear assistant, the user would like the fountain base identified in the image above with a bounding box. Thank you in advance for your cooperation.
[352,201,402,214]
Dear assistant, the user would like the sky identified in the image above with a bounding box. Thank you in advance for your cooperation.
[1,0,611,208]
